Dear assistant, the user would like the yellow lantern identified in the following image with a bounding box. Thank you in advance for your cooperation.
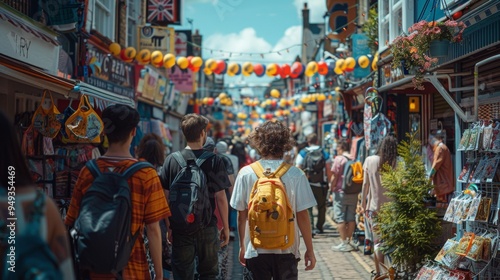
[310,94,317,102]
[334,67,343,75]
[335,86,341,92]
[306,61,318,74]
[317,93,326,101]
[336,59,346,71]
[136,49,151,64]
[270,89,280,98]
[191,56,203,68]
[219,92,228,99]
[124,47,137,60]
[163,53,176,68]
[266,63,278,76]
[237,113,247,119]
[203,67,213,75]
[109,42,121,56]
[177,56,189,69]
[283,109,290,116]
[205,58,217,71]
[279,98,287,108]
[242,62,253,74]
[345,57,356,70]
[225,99,233,106]
[151,51,163,66]
[358,55,370,68]
[202,97,209,105]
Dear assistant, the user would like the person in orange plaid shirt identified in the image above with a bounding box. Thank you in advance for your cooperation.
[65,104,170,279]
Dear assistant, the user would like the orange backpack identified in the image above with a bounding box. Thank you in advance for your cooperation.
[248,161,295,250]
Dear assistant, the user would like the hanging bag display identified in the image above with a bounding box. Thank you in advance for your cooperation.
[31,90,62,138]
[65,95,104,143]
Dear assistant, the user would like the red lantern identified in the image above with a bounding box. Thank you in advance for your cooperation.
[273,64,282,77]
[289,72,299,79]
[266,113,274,120]
[281,64,291,77]
[214,60,226,75]
[253,63,265,76]
[452,10,463,20]
[317,61,328,75]
[291,62,303,76]
[187,56,194,68]
[271,100,277,107]
[207,97,214,106]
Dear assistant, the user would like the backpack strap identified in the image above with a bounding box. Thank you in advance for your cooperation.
[172,151,187,168]
[86,159,101,178]
[273,162,291,179]
[196,151,215,167]
[250,161,266,178]
[122,161,154,180]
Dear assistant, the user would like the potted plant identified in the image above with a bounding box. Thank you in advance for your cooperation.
[390,20,467,90]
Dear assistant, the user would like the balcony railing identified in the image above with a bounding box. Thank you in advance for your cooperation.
[1,0,35,17]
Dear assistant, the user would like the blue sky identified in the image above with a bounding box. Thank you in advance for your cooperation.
[176,0,328,70]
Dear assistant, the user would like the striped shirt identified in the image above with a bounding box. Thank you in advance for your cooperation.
[65,157,170,279]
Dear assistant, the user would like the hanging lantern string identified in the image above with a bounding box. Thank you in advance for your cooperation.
[185,16,363,59]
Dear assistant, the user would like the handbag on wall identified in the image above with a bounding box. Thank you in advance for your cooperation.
[65,95,103,143]
[32,90,63,138]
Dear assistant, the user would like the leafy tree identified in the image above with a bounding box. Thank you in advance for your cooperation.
[377,133,441,276]
[362,8,379,53]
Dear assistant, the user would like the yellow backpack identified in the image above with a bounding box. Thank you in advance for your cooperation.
[248,161,295,250]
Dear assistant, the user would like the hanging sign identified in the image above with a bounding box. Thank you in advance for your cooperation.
[146,0,182,25]
[167,66,196,93]
[138,25,175,54]
[352,33,371,78]
[174,30,192,57]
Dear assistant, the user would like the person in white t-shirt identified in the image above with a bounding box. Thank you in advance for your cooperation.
[230,120,317,279]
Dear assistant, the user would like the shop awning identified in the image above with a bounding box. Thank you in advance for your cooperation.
[0,54,75,95]
[76,82,136,109]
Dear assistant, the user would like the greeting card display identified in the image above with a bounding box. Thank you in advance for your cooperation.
[466,127,481,151]
[458,129,471,151]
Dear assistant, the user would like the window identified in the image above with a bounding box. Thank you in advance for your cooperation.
[378,0,414,52]
[127,0,141,47]
[93,0,115,39]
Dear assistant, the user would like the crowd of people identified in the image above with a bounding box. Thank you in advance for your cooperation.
[0,105,453,280]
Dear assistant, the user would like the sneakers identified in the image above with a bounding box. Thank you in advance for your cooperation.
[332,241,355,252]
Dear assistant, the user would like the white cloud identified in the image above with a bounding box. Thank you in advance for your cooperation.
[204,26,301,63]
[293,0,327,23]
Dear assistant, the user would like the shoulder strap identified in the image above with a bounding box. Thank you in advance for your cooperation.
[86,159,101,178]
[122,161,154,180]
[172,151,187,168]
[196,151,215,167]
[273,162,291,179]
[250,161,265,178]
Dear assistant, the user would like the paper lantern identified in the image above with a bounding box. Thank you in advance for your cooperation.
[219,92,228,99]
[345,57,356,72]
[270,89,280,98]
[317,93,326,101]
[227,62,239,75]
[191,56,203,68]
[266,63,278,76]
[372,54,379,70]
[336,59,346,71]
[289,72,299,79]
[203,67,213,75]
[124,47,137,60]
[279,98,287,108]
[317,61,328,75]
[214,60,227,75]
[253,63,265,77]
[242,62,253,74]
[109,43,121,56]
[120,49,133,63]
[202,97,209,105]
[191,66,200,72]
[358,55,370,68]
[207,97,214,106]
[291,62,303,76]
[177,56,189,69]
[334,67,343,75]
[237,112,248,119]
[205,59,217,71]
[304,68,314,77]
[151,51,163,65]
[163,53,176,68]
[306,61,318,75]
[281,64,291,77]
[136,49,151,64]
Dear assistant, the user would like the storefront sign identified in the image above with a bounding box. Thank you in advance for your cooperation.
[327,0,356,41]
[167,66,196,93]
[0,8,59,74]
[352,33,371,79]
[84,45,135,99]
[138,25,175,54]
[136,65,169,104]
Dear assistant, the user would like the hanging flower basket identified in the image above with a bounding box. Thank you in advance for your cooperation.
[429,40,449,57]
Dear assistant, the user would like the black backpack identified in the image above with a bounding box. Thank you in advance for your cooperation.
[342,156,363,194]
[71,159,153,275]
[168,151,215,235]
[2,191,62,280]
[303,148,326,183]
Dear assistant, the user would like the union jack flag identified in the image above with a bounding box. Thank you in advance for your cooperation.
[147,0,179,24]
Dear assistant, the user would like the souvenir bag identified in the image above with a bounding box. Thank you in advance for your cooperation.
[32,90,62,138]
[59,98,76,138]
[65,95,104,143]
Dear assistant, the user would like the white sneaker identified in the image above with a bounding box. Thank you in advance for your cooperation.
[331,242,345,250]
[332,242,354,252]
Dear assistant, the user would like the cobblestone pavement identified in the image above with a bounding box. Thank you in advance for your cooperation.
[228,207,375,279]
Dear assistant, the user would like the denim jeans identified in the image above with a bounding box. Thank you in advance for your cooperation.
[171,226,219,280]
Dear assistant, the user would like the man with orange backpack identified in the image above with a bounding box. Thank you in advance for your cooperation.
[230,120,317,279]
